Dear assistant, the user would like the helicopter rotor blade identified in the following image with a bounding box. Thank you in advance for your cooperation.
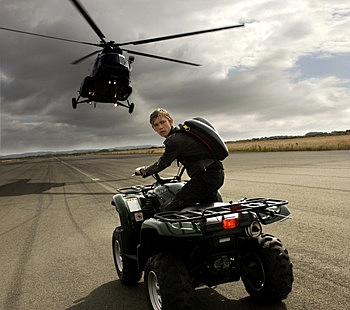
[122,49,201,66]
[71,49,102,64]
[69,0,106,44]
[118,24,244,46]
[0,26,101,47]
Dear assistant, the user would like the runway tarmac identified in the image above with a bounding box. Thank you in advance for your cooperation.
[0,150,349,309]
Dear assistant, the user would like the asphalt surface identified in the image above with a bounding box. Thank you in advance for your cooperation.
[0,151,349,310]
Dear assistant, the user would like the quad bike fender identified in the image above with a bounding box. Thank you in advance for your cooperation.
[111,193,143,230]
[154,182,185,205]
[155,182,223,205]
[259,204,291,225]
[141,217,202,237]
[137,219,202,270]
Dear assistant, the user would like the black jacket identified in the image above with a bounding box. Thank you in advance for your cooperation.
[143,127,222,178]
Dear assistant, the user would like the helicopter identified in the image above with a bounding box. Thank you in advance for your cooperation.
[0,0,244,114]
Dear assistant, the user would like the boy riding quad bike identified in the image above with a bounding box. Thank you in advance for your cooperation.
[111,172,293,310]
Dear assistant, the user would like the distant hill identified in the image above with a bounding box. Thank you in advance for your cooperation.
[0,145,156,160]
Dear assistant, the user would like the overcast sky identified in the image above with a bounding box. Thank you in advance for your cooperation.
[0,0,349,155]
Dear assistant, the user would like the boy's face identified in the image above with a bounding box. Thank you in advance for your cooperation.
[151,116,173,138]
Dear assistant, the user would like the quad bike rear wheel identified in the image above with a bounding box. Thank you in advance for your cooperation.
[144,253,192,310]
[241,233,294,304]
[112,226,142,285]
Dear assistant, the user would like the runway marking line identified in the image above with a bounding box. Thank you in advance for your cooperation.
[55,158,115,193]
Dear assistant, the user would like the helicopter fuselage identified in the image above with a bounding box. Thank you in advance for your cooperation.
[79,52,133,103]
[91,52,131,78]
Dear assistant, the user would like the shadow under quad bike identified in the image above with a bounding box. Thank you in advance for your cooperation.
[111,173,293,310]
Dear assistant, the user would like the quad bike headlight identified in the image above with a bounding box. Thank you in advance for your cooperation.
[245,220,262,238]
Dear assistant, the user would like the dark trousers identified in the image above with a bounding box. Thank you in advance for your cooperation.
[163,163,224,211]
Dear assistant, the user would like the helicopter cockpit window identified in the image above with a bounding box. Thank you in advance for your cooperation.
[101,54,119,65]
[101,54,128,68]
[119,55,127,66]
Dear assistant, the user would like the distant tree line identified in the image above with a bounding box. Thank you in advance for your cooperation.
[304,130,350,137]
[246,130,350,142]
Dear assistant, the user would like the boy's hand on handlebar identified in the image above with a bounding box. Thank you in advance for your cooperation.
[134,169,141,176]
[134,166,145,177]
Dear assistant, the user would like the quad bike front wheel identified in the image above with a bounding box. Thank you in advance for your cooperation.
[144,253,192,310]
[241,233,294,304]
[112,226,142,285]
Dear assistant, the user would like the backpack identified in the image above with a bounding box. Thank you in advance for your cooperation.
[179,117,229,161]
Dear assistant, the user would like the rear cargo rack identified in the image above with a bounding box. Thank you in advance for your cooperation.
[154,198,288,223]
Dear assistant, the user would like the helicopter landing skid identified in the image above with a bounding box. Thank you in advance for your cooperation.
[115,100,135,114]
[72,96,96,108]
[72,96,134,113]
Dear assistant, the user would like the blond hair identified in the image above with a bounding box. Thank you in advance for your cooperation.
[149,108,172,125]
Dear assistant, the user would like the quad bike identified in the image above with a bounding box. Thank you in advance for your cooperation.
[111,172,293,310]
